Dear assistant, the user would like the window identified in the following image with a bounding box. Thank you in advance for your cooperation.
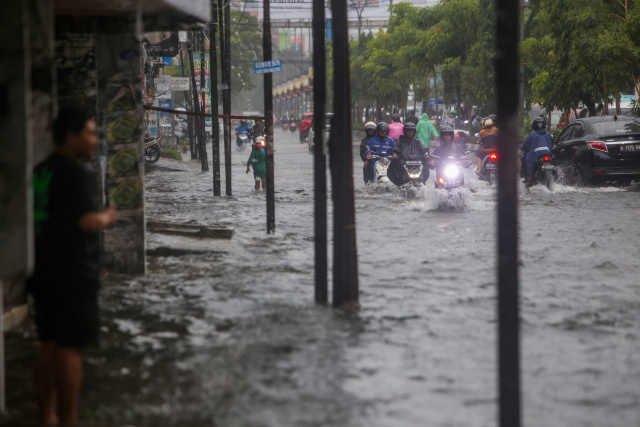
[558,124,574,143]
[572,123,584,138]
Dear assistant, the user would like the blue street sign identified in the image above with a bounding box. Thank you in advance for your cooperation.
[254,59,282,74]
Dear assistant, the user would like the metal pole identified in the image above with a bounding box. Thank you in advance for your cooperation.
[329,0,359,308]
[187,32,203,165]
[519,0,525,126]
[0,280,4,412]
[210,0,221,195]
[264,0,276,234]
[199,31,209,171]
[495,0,521,425]
[221,1,232,196]
[312,0,327,304]
[179,45,197,159]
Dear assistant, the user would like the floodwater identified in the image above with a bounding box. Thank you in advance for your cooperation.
[3,129,640,427]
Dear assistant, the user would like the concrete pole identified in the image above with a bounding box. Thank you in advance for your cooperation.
[264,0,276,234]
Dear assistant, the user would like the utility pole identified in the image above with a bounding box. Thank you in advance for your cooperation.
[495,0,522,425]
[519,0,525,125]
[329,0,359,308]
[264,0,276,233]
[312,0,327,304]
[210,0,221,195]
[179,45,197,159]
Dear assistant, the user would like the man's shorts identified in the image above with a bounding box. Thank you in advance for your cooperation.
[32,281,100,349]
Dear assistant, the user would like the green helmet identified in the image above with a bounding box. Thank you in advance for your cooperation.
[449,109,457,116]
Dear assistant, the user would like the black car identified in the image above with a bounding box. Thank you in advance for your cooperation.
[553,116,640,185]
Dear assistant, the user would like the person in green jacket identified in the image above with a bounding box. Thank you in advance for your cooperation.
[246,137,267,191]
[416,112,439,148]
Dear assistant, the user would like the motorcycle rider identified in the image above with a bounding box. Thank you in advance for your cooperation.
[360,121,377,184]
[430,126,471,172]
[388,114,404,140]
[250,118,265,142]
[391,121,430,184]
[475,117,499,174]
[365,122,396,183]
[416,112,439,149]
[520,116,555,184]
[443,108,462,129]
[235,119,251,147]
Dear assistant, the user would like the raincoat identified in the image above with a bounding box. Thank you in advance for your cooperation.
[416,113,439,148]
[520,128,555,178]
[247,147,267,178]
[388,121,405,140]
[388,135,430,185]
[365,134,396,179]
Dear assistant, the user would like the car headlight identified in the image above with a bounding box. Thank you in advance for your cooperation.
[444,165,460,178]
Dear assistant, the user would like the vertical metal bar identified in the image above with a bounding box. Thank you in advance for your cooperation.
[224,0,232,195]
[264,0,276,234]
[312,0,327,304]
[495,0,522,425]
[199,31,209,171]
[210,0,221,196]
[329,0,359,308]
[187,32,203,166]
[179,45,196,160]
[0,280,4,412]
[519,0,525,126]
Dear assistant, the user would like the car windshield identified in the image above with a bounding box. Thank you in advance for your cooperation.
[592,119,640,136]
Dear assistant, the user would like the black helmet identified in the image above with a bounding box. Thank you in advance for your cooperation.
[403,122,417,135]
[392,113,401,122]
[241,119,247,125]
[489,114,498,125]
[376,122,389,133]
[440,126,454,140]
[532,116,546,131]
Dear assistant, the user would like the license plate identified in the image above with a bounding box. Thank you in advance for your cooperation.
[541,164,554,170]
[486,164,496,170]
[620,144,640,152]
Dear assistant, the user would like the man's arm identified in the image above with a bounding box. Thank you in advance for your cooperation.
[78,207,119,233]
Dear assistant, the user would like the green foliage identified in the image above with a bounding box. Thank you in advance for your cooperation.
[161,149,182,161]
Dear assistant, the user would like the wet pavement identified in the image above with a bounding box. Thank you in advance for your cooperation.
[3,129,640,426]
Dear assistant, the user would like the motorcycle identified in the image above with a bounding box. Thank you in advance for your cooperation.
[524,152,557,190]
[289,122,297,133]
[282,121,288,131]
[369,153,391,184]
[431,154,471,190]
[477,150,499,185]
[144,136,162,164]
[236,130,250,151]
[398,155,427,186]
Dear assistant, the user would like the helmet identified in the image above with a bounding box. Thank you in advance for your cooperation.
[255,137,265,149]
[532,116,546,131]
[364,121,376,132]
[489,114,498,125]
[241,119,247,125]
[376,122,389,133]
[449,109,457,116]
[392,113,401,122]
[403,122,417,135]
[440,126,454,139]
[481,117,494,129]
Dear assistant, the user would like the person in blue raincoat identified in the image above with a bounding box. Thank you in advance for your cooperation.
[365,122,396,181]
[520,116,555,181]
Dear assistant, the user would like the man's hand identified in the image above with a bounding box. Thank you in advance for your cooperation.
[392,154,398,159]
[246,169,250,174]
[78,207,119,233]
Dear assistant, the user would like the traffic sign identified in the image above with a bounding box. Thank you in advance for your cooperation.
[254,60,282,74]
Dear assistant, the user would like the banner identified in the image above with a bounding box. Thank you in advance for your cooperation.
[171,77,190,91]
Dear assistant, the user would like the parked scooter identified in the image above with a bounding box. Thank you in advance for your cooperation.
[144,136,162,164]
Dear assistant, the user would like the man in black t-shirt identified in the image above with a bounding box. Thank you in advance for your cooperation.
[28,108,119,426]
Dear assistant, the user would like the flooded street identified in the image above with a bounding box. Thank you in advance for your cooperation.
[4,129,640,427]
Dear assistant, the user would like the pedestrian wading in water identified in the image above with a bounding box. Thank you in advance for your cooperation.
[27,108,119,426]
[246,136,267,191]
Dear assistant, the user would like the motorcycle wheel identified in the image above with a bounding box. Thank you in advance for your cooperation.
[236,142,246,152]
[145,146,161,164]
[488,170,497,186]
[543,169,554,190]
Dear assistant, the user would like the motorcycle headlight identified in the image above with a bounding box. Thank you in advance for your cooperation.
[444,165,460,178]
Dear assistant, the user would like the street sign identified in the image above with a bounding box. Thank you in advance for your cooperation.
[171,77,190,91]
[217,83,229,90]
[254,60,282,74]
